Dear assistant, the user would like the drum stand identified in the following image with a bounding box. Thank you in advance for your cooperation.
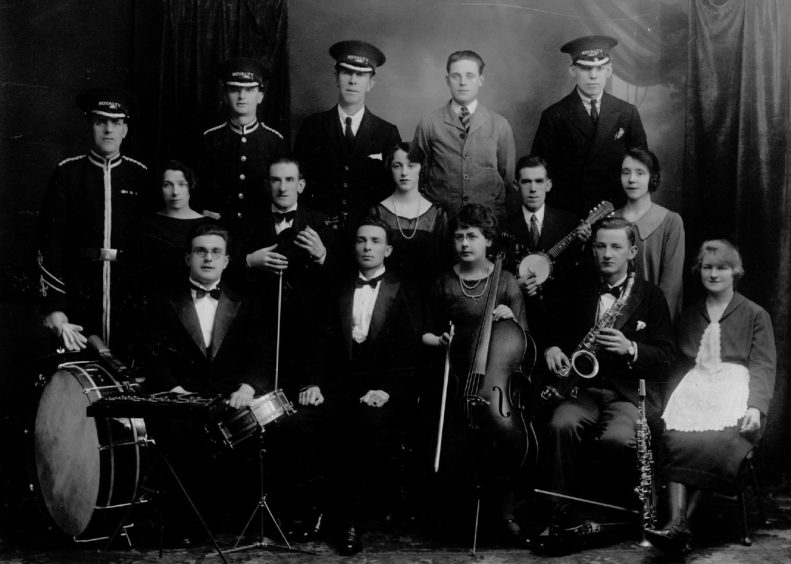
[101,441,229,564]
[215,431,315,557]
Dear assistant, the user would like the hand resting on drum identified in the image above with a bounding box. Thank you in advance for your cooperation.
[228,383,255,409]
[43,311,87,351]
[299,385,324,406]
[360,389,389,408]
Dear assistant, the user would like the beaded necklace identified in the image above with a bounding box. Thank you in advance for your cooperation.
[391,195,421,240]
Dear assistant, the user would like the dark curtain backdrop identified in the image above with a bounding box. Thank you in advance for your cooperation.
[684,0,791,471]
[156,0,290,171]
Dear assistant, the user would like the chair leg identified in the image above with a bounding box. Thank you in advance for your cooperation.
[738,489,752,546]
[747,459,768,526]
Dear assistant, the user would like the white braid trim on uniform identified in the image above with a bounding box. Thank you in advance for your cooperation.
[261,122,284,139]
[662,322,749,432]
[203,123,226,135]
[57,154,87,167]
[122,156,148,170]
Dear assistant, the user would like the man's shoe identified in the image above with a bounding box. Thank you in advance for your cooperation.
[338,523,363,556]
[645,523,693,555]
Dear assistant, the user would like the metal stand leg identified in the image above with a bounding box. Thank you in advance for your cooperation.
[470,495,481,556]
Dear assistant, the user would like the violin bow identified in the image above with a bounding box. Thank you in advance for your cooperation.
[433,321,455,473]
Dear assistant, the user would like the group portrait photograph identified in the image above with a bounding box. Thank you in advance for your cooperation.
[1,0,791,562]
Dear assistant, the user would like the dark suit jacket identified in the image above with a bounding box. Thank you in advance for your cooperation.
[140,285,272,396]
[231,205,336,395]
[323,271,423,402]
[532,90,647,216]
[294,106,401,225]
[547,277,675,406]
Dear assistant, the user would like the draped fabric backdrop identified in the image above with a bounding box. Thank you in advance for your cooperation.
[683,0,791,470]
[155,0,290,171]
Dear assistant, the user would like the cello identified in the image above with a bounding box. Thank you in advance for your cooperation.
[435,252,538,550]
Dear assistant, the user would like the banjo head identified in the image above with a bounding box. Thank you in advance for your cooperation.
[518,253,552,285]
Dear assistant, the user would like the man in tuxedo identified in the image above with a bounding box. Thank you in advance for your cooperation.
[199,57,285,226]
[294,40,401,229]
[238,156,336,398]
[540,217,674,539]
[414,50,515,218]
[532,36,647,216]
[503,154,589,341]
[271,217,422,555]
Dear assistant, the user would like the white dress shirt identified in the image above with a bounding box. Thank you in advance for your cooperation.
[338,105,365,136]
[451,98,479,117]
[522,204,546,236]
[190,278,220,348]
[577,88,603,118]
[272,204,298,234]
[352,266,385,344]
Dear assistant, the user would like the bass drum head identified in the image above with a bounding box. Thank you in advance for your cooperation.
[34,368,99,537]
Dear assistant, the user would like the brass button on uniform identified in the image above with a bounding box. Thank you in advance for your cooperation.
[239,174,246,180]
[240,155,247,162]
[241,137,247,143]
[238,193,244,199]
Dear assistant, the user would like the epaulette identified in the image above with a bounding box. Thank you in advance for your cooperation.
[203,123,226,136]
[122,156,149,170]
[261,122,284,140]
[57,154,87,167]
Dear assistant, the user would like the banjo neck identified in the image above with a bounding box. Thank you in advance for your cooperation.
[544,201,614,260]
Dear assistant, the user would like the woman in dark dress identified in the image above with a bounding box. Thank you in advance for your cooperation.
[646,240,776,554]
[368,141,448,287]
[423,204,529,545]
[138,160,209,295]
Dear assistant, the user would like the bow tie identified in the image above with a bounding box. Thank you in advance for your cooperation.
[190,282,221,300]
[273,210,296,223]
[599,283,624,299]
[355,274,384,288]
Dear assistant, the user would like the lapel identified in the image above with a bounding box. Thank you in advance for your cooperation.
[589,92,620,159]
[613,277,646,331]
[511,212,533,248]
[292,207,309,232]
[339,280,356,359]
[324,107,349,160]
[468,105,489,136]
[719,292,746,322]
[171,290,207,358]
[368,275,399,344]
[539,209,560,250]
[563,90,596,141]
[209,291,242,359]
[262,209,277,241]
[350,109,375,160]
[442,102,465,132]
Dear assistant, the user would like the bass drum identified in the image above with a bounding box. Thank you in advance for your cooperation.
[33,360,149,541]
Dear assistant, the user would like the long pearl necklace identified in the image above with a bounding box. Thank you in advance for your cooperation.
[391,195,421,240]
[457,267,491,300]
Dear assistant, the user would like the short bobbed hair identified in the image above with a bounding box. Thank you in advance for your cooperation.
[450,203,498,241]
[623,148,661,192]
[162,159,197,192]
[692,239,744,281]
[385,141,426,171]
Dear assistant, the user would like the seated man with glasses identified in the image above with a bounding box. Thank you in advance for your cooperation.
[137,221,273,543]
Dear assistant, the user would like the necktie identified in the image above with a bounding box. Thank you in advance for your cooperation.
[344,116,354,147]
[273,210,296,223]
[590,98,599,124]
[459,105,470,132]
[355,274,384,288]
[190,282,221,300]
[529,214,540,248]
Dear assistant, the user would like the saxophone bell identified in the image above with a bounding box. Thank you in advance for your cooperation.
[569,349,599,379]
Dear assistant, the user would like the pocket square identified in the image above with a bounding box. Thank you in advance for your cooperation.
[368,153,382,160]
[614,128,625,140]
[636,320,646,331]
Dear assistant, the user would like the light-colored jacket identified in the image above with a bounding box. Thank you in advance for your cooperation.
[414,102,515,217]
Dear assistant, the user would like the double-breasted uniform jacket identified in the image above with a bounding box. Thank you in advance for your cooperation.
[294,106,401,227]
[322,271,423,404]
[672,292,776,417]
[532,90,647,216]
[140,284,272,396]
[547,277,675,406]
[414,102,515,218]
[37,151,149,345]
[199,119,285,224]
[234,205,337,396]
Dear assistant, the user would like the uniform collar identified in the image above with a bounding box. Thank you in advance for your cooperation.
[228,119,259,135]
[88,150,123,168]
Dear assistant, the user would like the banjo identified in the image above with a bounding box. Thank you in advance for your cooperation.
[518,201,614,284]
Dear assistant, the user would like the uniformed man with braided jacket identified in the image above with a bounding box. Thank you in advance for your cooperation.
[199,57,285,227]
[37,87,149,354]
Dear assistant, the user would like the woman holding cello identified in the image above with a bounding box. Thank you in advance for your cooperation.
[423,203,534,548]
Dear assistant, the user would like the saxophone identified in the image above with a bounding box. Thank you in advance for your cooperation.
[636,378,657,545]
[540,272,635,403]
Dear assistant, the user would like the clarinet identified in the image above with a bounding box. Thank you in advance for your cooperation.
[636,378,657,546]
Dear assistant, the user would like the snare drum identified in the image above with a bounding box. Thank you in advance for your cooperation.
[215,389,295,448]
[33,360,150,541]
